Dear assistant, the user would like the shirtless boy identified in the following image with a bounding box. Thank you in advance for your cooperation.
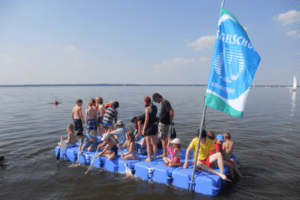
[85,101,97,138]
[58,124,77,147]
[96,97,106,137]
[222,133,234,159]
[222,133,243,178]
[72,99,85,132]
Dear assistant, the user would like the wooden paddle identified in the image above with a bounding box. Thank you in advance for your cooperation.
[85,148,99,174]
[56,138,62,161]
[118,146,133,176]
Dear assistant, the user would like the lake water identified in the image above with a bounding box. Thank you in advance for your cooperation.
[0,86,299,200]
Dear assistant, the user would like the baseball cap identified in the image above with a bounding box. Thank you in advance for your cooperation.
[102,133,111,140]
[216,134,225,142]
[130,116,137,123]
[152,93,162,101]
[170,138,181,144]
[116,120,124,126]
[112,101,119,108]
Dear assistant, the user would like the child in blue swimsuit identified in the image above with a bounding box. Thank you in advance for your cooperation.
[76,130,97,152]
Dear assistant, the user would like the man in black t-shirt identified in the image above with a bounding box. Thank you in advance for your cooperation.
[152,93,174,158]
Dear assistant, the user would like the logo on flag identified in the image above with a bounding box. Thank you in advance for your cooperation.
[205,7,261,117]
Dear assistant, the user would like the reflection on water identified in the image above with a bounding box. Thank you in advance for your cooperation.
[291,92,296,116]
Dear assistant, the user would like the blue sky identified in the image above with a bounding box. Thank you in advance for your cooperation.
[0,0,299,85]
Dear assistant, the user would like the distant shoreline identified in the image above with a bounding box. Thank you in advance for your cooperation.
[0,84,294,88]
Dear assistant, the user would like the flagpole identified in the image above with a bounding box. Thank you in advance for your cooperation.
[189,0,225,192]
[221,0,225,7]
[189,102,207,191]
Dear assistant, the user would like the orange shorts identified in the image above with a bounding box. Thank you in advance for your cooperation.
[193,156,214,168]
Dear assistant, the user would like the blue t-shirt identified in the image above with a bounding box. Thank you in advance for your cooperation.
[111,127,127,145]
[80,134,96,144]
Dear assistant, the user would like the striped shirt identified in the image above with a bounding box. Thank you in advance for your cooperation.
[103,107,118,124]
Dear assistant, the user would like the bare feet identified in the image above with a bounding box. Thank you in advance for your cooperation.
[144,158,152,162]
[220,174,232,182]
[158,154,167,158]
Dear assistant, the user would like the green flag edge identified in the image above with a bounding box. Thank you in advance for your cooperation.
[205,93,243,117]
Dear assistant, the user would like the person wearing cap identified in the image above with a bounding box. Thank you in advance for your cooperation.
[103,101,119,132]
[142,96,158,161]
[108,120,127,146]
[94,133,117,160]
[183,129,231,182]
[76,130,97,152]
[130,116,138,129]
[163,138,181,167]
[152,93,174,158]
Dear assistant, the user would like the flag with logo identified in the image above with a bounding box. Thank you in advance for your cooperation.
[205,7,261,117]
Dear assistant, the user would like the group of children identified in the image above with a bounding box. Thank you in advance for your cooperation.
[57,97,241,181]
[70,98,119,139]
[183,130,242,181]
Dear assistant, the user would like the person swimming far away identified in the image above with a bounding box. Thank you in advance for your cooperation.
[52,101,59,105]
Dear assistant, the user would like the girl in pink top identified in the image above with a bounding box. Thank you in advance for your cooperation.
[163,138,181,167]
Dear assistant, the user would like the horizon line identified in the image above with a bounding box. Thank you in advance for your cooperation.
[0,83,295,88]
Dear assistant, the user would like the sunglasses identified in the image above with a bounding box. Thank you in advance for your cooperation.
[208,136,215,140]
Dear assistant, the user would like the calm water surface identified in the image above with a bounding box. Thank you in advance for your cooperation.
[0,86,299,200]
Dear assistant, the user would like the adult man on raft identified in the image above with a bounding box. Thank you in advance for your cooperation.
[152,93,174,158]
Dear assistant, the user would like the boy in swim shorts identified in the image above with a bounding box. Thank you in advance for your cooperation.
[72,99,85,132]
[85,101,98,138]
[103,101,119,132]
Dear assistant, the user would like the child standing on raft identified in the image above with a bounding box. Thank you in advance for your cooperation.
[58,124,77,147]
[103,101,119,132]
[71,99,85,132]
[163,138,181,167]
[118,131,139,160]
[94,133,117,160]
[96,97,106,137]
[85,101,97,138]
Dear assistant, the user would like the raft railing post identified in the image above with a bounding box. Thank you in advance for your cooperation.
[189,102,207,191]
